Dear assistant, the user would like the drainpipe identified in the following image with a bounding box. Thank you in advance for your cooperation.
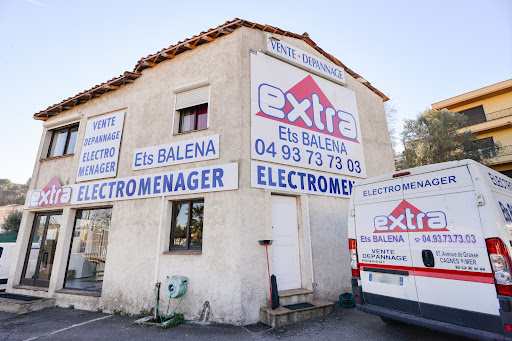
[306,196,314,287]
[154,195,165,319]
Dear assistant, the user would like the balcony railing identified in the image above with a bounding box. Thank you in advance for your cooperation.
[486,107,512,121]
[483,145,512,159]
[496,145,512,157]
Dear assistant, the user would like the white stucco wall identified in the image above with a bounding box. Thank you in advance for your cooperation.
[9,26,394,325]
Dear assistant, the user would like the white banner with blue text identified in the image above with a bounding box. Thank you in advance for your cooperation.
[251,161,355,198]
[77,110,125,182]
[132,135,219,170]
[251,52,366,178]
[26,163,238,207]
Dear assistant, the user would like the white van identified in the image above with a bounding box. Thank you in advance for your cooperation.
[0,235,18,291]
[348,160,512,341]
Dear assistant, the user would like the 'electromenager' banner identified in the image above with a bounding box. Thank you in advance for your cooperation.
[25,163,238,208]
[251,161,355,198]
[250,51,367,179]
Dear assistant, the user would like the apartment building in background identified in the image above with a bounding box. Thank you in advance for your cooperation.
[0,204,23,226]
[432,79,512,177]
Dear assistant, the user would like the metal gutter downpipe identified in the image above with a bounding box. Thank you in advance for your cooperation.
[154,195,165,319]
[306,196,315,286]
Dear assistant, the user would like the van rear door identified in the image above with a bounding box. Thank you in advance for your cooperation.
[403,166,500,333]
[354,177,421,315]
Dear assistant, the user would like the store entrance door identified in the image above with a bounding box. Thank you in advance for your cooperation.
[21,212,62,287]
[271,195,301,291]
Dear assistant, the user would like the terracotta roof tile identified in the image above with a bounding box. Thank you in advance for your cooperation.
[34,18,388,121]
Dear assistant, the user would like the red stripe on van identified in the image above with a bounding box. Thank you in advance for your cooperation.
[360,263,494,284]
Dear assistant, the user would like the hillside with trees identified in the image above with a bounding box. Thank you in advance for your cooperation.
[0,179,30,206]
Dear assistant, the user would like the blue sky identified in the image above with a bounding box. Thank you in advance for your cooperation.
[0,0,511,183]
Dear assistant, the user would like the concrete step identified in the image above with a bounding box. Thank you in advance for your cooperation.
[260,299,334,328]
[278,288,314,306]
[0,293,55,314]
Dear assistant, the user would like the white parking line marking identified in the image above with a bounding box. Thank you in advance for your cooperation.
[23,315,112,341]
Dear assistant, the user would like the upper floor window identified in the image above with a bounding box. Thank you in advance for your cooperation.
[458,105,486,127]
[174,85,209,134]
[47,124,79,158]
[179,103,208,133]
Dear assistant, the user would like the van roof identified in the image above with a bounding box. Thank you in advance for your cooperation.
[356,159,480,186]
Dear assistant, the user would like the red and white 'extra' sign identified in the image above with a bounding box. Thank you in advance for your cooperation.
[27,176,72,208]
[250,51,366,178]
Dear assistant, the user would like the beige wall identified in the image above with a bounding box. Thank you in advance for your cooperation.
[9,27,394,324]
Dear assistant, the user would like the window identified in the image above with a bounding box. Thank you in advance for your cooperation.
[170,200,204,251]
[47,124,79,158]
[179,103,208,133]
[459,106,486,127]
[472,137,498,159]
[500,170,512,178]
[174,85,209,134]
[64,208,112,292]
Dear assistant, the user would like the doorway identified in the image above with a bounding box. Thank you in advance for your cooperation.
[271,195,301,291]
[21,212,62,287]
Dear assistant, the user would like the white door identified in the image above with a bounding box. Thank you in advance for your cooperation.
[271,195,301,291]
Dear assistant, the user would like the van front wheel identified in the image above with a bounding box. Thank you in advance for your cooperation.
[380,316,401,325]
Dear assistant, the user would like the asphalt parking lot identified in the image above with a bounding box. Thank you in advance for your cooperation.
[0,303,471,341]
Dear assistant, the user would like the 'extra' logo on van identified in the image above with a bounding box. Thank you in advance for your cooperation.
[30,176,72,208]
[257,75,358,142]
[374,200,448,233]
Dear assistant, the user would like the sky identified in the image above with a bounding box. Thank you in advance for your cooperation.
[0,0,510,184]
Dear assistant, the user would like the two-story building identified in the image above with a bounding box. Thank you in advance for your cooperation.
[7,19,393,325]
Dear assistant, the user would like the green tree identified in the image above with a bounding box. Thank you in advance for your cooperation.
[402,109,497,168]
[1,210,22,234]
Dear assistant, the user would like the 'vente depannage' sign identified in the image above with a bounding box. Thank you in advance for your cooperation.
[265,34,346,86]
[77,110,125,182]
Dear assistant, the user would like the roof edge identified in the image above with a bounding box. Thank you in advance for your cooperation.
[34,18,388,121]
[432,79,512,110]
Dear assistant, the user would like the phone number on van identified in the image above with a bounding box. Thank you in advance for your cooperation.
[419,234,477,244]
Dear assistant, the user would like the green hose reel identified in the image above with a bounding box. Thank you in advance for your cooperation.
[164,275,189,298]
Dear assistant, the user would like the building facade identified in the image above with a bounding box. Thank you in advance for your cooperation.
[8,19,394,324]
[432,79,512,177]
